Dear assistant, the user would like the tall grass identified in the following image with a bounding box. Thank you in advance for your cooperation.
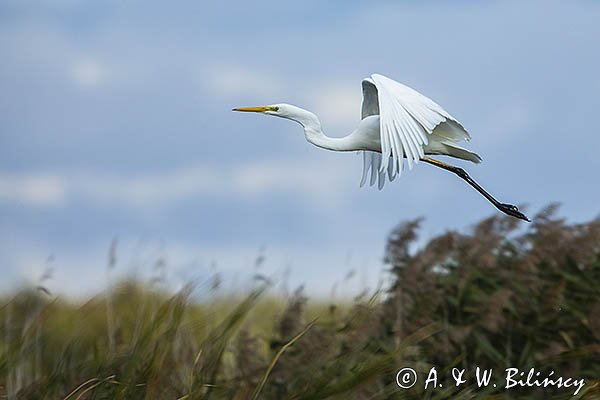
[1,205,599,399]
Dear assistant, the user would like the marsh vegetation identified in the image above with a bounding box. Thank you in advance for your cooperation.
[1,205,599,399]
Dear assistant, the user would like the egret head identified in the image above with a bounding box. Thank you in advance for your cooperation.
[232,104,280,115]
[233,103,320,128]
[232,103,300,118]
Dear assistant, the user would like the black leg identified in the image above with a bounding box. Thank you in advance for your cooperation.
[422,157,530,222]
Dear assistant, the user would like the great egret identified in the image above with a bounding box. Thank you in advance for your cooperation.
[233,74,529,222]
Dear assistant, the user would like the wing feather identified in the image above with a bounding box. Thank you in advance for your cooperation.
[393,106,422,165]
[360,151,372,187]
[370,73,465,176]
[380,127,392,171]
[378,168,386,190]
[404,110,428,148]
[360,79,379,119]
[370,152,381,186]
[360,151,398,189]
[390,121,404,174]
[359,74,472,189]
[387,159,396,182]
[409,103,444,133]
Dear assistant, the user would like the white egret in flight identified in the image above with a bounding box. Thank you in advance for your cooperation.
[234,74,529,221]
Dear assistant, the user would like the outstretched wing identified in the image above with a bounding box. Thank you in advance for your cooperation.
[363,74,469,178]
[361,78,379,119]
[359,78,395,189]
[359,151,397,190]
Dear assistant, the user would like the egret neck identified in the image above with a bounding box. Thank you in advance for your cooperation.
[280,105,357,152]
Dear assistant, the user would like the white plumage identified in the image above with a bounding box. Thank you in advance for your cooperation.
[359,74,480,189]
[233,73,528,221]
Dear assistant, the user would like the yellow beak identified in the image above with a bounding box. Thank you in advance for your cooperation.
[232,106,276,113]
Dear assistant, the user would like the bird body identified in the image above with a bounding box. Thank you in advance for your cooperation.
[291,108,482,189]
[234,74,529,221]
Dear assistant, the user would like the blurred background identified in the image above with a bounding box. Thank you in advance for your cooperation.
[2,0,600,297]
[2,1,600,399]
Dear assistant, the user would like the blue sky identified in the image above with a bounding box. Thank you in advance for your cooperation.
[1,0,599,297]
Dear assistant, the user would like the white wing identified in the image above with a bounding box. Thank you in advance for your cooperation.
[363,74,469,177]
[360,78,386,190]
[361,79,379,119]
[359,151,397,190]
[359,79,390,189]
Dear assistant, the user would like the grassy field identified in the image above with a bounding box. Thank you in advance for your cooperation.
[2,205,600,399]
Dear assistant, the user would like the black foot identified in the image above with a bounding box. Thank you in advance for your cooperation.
[497,203,530,222]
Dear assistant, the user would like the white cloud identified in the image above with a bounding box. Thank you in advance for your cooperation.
[234,158,355,206]
[74,166,221,207]
[203,65,283,99]
[201,66,364,129]
[201,65,363,133]
[0,173,66,206]
[72,58,105,88]
[308,83,361,129]
[0,157,359,210]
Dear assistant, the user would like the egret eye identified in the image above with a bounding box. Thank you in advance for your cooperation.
[271,106,279,112]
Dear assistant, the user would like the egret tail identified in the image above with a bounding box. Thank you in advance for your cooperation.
[440,142,482,164]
